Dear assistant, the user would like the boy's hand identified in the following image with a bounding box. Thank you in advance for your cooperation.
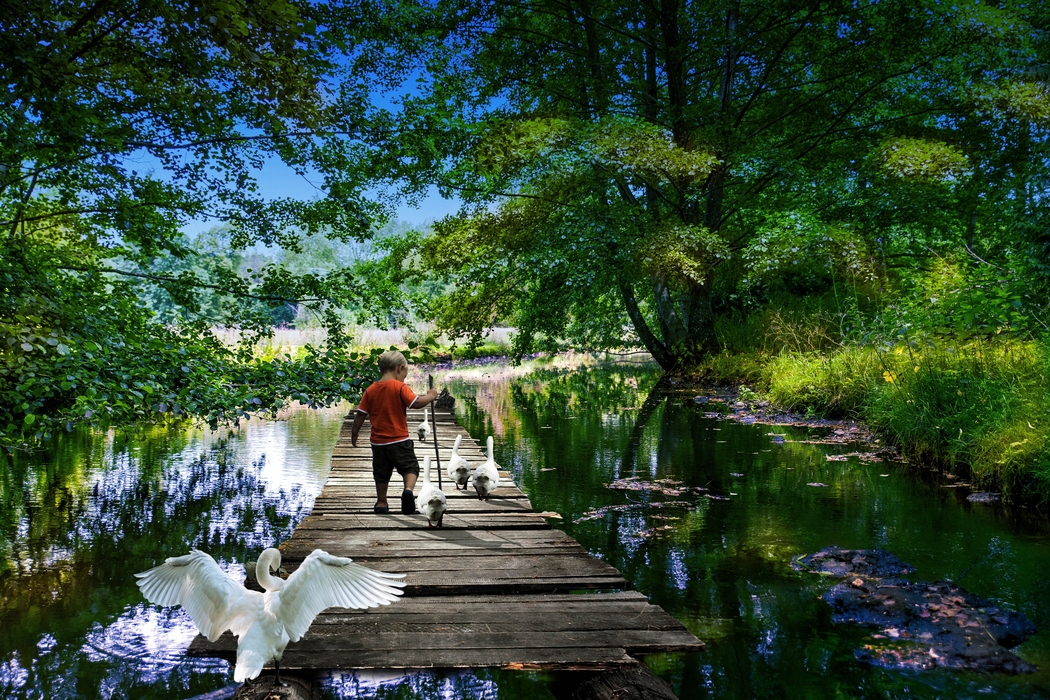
[350,410,366,447]
[426,387,438,399]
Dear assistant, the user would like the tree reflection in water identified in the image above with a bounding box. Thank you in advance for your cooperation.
[0,413,333,698]
[3,360,1050,699]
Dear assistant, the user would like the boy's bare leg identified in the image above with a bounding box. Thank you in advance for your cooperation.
[375,482,389,509]
[399,472,419,514]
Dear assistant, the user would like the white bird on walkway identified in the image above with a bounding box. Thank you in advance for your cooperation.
[417,455,447,527]
[446,434,471,490]
[135,548,404,684]
[416,407,431,442]
[473,435,501,501]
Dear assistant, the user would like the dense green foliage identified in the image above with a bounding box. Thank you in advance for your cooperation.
[0,0,419,447]
[369,0,1050,370]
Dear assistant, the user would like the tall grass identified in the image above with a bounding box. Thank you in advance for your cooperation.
[700,338,1050,501]
[866,340,1049,497]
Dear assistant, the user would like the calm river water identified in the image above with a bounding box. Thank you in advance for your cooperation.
[1,356,1048,699]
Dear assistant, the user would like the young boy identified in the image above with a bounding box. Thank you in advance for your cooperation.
[351,350,438,514]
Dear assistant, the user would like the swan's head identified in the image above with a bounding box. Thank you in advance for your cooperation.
[256,548,285,592]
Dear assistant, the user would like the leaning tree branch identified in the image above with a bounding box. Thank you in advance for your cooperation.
[57,265,331,304]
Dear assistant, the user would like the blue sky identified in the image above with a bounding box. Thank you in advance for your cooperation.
[180,156,462,238]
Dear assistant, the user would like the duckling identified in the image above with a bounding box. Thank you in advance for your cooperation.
[417,455,447,527]
[446,434,471,490]
[472,435,501,501]
[416,406,431,442]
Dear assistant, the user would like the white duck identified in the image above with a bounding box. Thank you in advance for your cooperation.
[446,434,471,490]
[417,455,447,527]
[416,406,431,442]
[472,435,501,501]
[136,548,404,684]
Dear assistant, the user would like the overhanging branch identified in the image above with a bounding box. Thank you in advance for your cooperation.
[57,265,330,304]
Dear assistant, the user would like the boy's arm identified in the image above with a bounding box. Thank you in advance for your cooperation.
[412,387,440,408]
[350,410,366,447]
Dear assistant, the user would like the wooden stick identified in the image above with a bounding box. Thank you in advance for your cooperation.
[429,375,442,488]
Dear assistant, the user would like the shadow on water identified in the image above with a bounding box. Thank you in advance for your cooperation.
[3,358,1050,699]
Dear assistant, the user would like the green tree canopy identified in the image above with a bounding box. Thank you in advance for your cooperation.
[375,0,1050,369]
[0,0,421,446]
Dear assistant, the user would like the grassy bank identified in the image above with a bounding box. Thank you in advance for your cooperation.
[698,339,1050,502]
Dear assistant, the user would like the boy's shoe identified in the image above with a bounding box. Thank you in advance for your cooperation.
[401,489,416,515]
[373,502,389,514]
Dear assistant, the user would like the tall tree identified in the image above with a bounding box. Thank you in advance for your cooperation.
[0,0,411,445]
[383,0,1049,369]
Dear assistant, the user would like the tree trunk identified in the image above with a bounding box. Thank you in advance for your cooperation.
[619,280,676,370]
[686,279,719,356]
[652,273,688,347]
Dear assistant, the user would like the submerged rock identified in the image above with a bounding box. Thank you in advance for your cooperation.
[827,576,1037,674]
[796,546,1037,674]
[794,546,914,577]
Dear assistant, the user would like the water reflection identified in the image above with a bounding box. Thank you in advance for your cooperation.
[2,359,1050,699]
[323,670,503,699]
[0,407,344,699]
[447,363,1050,699]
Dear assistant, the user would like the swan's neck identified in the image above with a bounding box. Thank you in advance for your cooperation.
[452,436,461,457]
[256,550,285,592]
[423,459,431,484]
[486,437,493,461]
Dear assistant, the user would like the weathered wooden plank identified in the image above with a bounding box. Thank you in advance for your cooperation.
[310,499,530,508]
[293,514,552,530]
[317,482,519,491]
[270,629,701,654]
[286,554,621,577]
[317,491,523,500]
[280,528,579,546]
[191,643,635,670]
[401,577,627,595]
[278,557,621,582]
[308,608,690,632]
[281,545,590,560]
[279,541,598,559]
[313,591,652,608]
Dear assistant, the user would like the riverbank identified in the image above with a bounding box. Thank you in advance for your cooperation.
[681,339,1050,504]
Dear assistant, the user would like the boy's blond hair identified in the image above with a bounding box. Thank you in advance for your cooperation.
[378,350,408,374]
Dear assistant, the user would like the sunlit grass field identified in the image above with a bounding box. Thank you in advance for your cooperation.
[214,325,516,360]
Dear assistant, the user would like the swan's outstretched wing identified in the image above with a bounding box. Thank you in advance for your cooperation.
[279,549,405,642]
[135,549,249,642]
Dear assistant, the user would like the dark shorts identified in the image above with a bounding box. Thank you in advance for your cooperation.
[371,440,420,483]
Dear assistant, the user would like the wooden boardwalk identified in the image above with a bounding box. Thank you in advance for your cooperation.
[190,408,703,670]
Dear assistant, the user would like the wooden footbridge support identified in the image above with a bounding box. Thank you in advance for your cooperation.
[190,408,703,693]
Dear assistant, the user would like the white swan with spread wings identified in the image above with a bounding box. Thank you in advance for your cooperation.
[136,548,405,683]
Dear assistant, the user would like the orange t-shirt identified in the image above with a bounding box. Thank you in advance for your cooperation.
[357,380,419,445]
